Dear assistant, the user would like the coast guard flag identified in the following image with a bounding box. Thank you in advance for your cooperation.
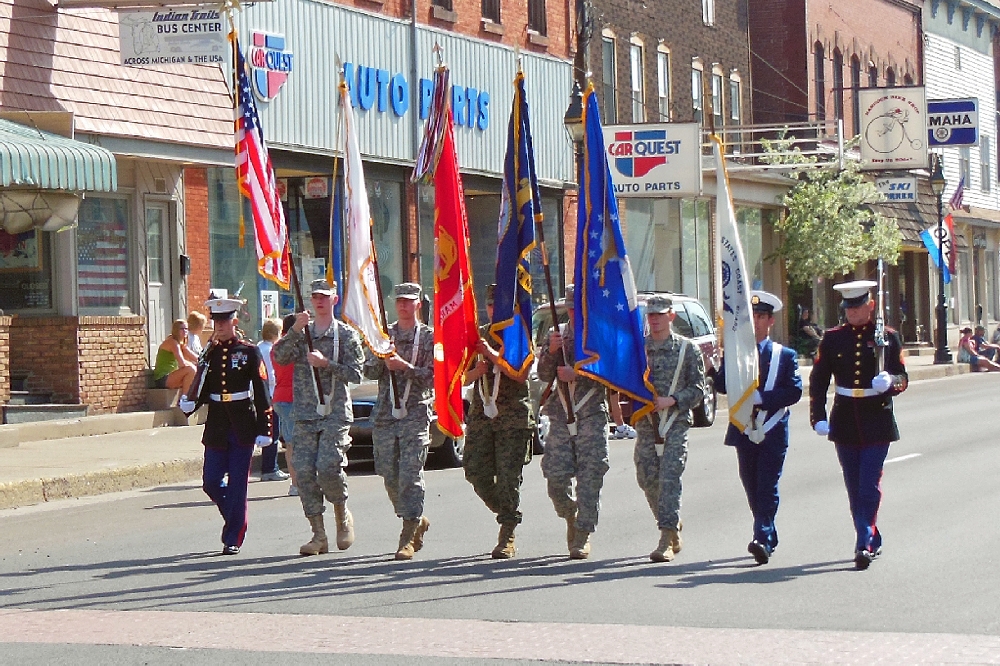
[412,65,479,439]
[713,135,759,432]
[489,70,537,379]
[574,84,655,415]
[339,80,393,356]
[920,212,956,284]
[234,38,289,289]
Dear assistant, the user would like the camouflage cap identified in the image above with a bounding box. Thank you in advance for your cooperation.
[394,282,422,300]
[485,283,497,305]
[646,295,673,314]
[310,278,336,296]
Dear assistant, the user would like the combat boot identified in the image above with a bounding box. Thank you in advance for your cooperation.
[333,502,355,551]
[669,520,683,554]
[411,516,431,553]
[492,523,517,559]
[565,513,578,550]
[649,529,675,562]
[395,519,420,560]
[299,514,329,556]
[569,530,591,559]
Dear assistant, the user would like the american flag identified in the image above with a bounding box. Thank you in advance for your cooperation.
[949,176,965,211]
[235,40,289,289]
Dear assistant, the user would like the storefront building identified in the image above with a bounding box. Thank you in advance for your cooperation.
[191,1,576,338]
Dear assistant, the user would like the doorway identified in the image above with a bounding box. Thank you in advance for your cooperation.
[146,202,173,364]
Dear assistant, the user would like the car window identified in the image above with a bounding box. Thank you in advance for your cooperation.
[671,303,695,338]
[686,300,713,337]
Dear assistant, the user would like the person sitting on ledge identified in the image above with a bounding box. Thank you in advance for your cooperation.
[152,319,199,389]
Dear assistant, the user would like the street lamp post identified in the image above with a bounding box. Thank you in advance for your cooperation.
[929,155,952,364]
[563,81,585,184]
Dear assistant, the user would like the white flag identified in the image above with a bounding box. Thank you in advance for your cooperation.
[339,81,393,356]
[713,136,759,432]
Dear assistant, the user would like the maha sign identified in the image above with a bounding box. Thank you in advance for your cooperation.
[602,123,702,197]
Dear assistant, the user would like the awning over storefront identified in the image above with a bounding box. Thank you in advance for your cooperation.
[868,176,967,250]
[0,118,117,192]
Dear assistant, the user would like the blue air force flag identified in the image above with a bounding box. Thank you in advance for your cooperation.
[573,84,655,412]
[489,70,537,378]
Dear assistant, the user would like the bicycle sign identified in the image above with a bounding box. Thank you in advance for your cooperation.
[859,87,928,171]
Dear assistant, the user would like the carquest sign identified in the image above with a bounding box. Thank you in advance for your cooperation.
[602,123,702,197]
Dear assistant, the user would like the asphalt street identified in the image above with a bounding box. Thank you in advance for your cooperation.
[1,372,999,663]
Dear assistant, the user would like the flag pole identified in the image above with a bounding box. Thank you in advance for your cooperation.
[367,222,403,411]
[292,188,326,407]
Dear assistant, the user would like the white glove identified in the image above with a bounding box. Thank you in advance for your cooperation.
[752,390,763,405]
[814,420,830,436]
[178,397,197,414]
[872,371,892,394]
[254,435,272,449]
[614,423,636,439]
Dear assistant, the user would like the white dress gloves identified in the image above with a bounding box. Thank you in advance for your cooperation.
[813,420,830,436]
[872,371,893,394]
[179,397,197,414]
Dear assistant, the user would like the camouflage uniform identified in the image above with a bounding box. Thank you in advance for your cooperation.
[272,319,364,518]
[363,320,435,520]
[464,323,536,526]
[537,323,609,534]
[634,331,706,530]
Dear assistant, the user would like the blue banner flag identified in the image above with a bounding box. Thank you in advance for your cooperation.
[573,84,655,412]
[489,70,537,378]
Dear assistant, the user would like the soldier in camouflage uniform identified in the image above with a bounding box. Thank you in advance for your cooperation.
[634,295,706,563]
[463,284,535,559]
[363,283,435,560]
[537,284,611,559]
[272,278,364,557]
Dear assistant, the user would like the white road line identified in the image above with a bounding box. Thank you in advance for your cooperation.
[885,453,922,464]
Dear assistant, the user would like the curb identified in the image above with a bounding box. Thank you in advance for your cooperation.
[0,458,203,511]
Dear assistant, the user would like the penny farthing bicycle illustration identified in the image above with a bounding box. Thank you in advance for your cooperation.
[864,107,923,154]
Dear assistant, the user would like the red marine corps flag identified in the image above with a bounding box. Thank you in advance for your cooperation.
[412,62,479,439]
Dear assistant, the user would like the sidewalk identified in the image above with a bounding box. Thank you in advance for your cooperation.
[0,352,969,511]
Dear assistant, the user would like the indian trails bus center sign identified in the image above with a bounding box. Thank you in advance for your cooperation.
[602,123,702,197]
[118,7,227,65]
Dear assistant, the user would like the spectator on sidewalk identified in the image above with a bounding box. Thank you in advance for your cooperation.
[973,326,1000,362]
[187,312,207,356]
[958,327,1000,372]
[152,320,198,390]
[272,314,299,496]
[257,319,290,483]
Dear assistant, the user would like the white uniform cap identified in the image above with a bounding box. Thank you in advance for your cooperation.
[833,280,877,308]
[750,290,783,314]
[205,290,243,320]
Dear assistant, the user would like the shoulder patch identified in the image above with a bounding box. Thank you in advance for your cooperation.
[259,360,268,381]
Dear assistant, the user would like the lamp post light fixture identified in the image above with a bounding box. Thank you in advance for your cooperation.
[929,154,952,364]
[563,80,585,185]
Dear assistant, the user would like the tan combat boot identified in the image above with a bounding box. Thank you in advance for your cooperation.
[565,514,578,550]
[569,530,591,559]
[649,528,675,563]
[669,520,683,555]
[395,519,420,560]
[299,514,329,556]
[491,523,517,559]
[333,502,355,551]
[411,516,431,553]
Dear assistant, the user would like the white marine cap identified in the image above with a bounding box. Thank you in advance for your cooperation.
[833,280,877,308]
[750,290,783,314]
[205,290,243,321]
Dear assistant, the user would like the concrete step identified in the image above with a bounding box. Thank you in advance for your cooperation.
[903,345,936,356]
[3,404,89,425]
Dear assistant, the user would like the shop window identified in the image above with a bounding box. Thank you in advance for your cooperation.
[78,196,131,311]
[736,206,763,289]
[602,35,617,124]
[680,198,711,312]
[528,0,546,35]
[0,227,52,311]
[366,179,404,318]
[482,0,499,23]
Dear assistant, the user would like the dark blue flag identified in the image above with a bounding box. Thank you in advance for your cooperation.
[489,70,537,378]
[573,84,655,411]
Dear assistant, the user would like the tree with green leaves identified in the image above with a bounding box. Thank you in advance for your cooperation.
[762,136,902,286]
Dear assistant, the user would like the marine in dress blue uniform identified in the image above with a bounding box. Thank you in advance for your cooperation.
[717,290,802,565]
[180,294,272,556]
[809,280,907,570]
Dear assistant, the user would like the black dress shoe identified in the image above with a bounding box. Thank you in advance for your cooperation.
[748,540,770,565]
[854,549,873,570]
[222,545,240,556]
